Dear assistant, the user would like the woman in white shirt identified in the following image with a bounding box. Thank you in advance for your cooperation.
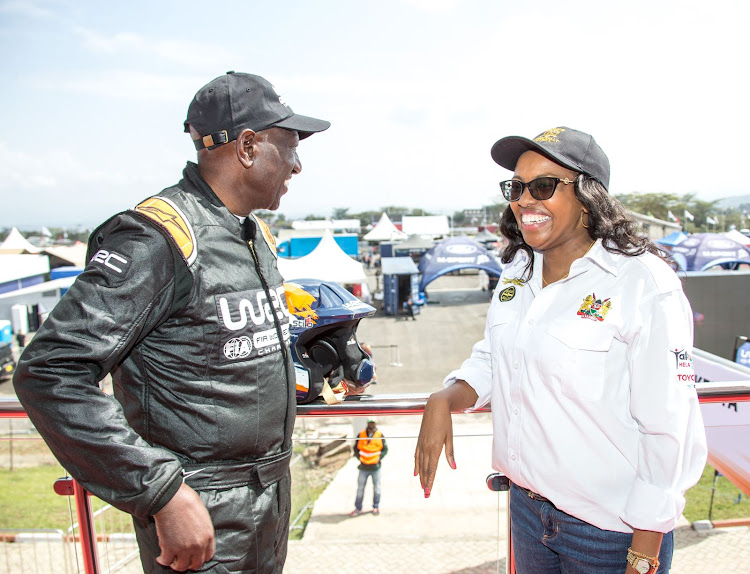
[414,127,707,574]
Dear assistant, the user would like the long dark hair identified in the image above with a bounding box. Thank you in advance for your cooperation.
[499,174,673,279]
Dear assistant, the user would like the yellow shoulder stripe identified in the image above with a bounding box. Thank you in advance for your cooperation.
[134,197,197,265]
[253,214,277,258]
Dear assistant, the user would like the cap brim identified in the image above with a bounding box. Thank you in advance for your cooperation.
[490,136,582,175]
[275,113,331,140]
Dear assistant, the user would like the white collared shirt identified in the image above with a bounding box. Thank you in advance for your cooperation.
[446,240,707,533]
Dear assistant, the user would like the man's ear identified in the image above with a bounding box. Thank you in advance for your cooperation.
[236,128,257,168]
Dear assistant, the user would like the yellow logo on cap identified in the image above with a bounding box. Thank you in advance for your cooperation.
[534,127,566,143]
[134,197,197,265]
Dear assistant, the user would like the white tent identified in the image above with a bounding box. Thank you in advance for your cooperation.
[0,227,39,254]
[363,213,407,241]
[276,230,367,284]
[402,215,450,237]
[724,229,750,246]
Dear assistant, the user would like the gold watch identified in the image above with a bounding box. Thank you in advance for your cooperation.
[626,548,659,574]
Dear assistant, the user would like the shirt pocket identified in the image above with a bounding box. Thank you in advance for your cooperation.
[487,304,518,375]
[547,320,615,401]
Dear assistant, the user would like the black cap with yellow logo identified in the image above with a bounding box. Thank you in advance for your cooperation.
[490,127,610,191]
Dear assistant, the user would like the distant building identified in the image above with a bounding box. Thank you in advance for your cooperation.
[630,212,681,240]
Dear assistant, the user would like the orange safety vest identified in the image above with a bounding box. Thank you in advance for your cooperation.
[357,429,383,465]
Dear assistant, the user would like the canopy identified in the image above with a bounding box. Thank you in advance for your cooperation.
[474,229,500,243]
[381,257,419,275]
[401,215,450,237]
[363,213,407,241]
[276,230,367,284]
[418,237,503,291]
[393,234,435,251]
[655,230,688,247]
[668,232,750,271]
[724,229,750,246]
[0,227,39,254]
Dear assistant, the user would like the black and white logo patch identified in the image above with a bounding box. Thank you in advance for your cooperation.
[223,336,253,360]
[89,249,130,275]
[216,286,291,362]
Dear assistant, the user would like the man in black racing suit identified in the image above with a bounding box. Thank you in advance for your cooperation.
[13,72,329,573]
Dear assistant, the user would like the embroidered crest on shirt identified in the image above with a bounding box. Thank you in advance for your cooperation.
[577,293,611,321]
[502,277,526,287]
[671,348,696,388]
[499,286,516,302]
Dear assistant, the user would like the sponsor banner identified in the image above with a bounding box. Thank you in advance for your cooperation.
[695,349,750,496]
[215,286,290,363]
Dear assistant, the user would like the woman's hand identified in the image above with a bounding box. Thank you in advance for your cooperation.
[414,381,478,497]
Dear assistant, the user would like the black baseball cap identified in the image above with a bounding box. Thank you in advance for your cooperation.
[184,71,331,150]
[490,127,610,191]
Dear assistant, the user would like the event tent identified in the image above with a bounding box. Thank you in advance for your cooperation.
[666,233,750,271]
[418,236,503,291]
[401,215,450,238]
[0,227,39,254]
[724,229,750,247]
[474,229,500,244]
[276,230,367,284]
[363,213,407,241]
[656,230,689,247]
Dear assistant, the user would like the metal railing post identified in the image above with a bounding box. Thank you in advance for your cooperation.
[54,477,101,574]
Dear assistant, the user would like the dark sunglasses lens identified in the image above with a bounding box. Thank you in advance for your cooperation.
[500,180,523,201]
[529,177,557,200]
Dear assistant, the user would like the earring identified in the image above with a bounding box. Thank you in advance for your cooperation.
[580,211,590,229]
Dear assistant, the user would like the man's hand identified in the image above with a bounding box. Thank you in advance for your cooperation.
[154,482,215,572]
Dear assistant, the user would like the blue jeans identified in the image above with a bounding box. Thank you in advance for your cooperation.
[354,468,381,511]
[510,484,673,574]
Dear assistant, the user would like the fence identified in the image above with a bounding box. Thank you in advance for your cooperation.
[2,367,750,573]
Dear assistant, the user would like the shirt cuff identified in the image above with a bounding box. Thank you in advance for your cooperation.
[621,478,684,533]
[444,367,491,410]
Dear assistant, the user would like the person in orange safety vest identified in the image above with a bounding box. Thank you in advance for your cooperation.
[350,418,388,517]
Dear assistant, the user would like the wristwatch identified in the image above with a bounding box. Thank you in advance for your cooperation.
[626,548,659,573]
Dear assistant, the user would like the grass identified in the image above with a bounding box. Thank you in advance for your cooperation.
[683,464,750,522]
[0,437,350,540]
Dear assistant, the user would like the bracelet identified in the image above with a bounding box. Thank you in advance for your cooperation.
[626,547,659,573]
[628,548,659,561]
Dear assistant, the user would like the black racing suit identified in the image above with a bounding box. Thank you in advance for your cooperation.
[13,162,296,573]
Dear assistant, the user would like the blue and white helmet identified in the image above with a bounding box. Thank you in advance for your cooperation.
[284,279,376,404]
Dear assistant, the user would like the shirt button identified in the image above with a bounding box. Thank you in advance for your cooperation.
[511,454,517,461]
[513,408,519,415]
[513,362,520,370]
[527,318,533,325]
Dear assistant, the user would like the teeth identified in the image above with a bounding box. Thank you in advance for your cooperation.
[522,214,551,224]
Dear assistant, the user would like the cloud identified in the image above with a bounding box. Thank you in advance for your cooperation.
[44,69,203,102]
[404,0,459,13]
[72,25,232,67]
[0,0,55,19]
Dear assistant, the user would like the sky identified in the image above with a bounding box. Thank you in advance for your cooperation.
[1,0,749,230]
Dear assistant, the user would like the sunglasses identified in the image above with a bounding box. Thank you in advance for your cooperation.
[499,176,577,202]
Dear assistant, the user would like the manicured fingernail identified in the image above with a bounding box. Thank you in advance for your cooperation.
[424,488,430,498]
[414,469,418,476]
[449,460,457,470]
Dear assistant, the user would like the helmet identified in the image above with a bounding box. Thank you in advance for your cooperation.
[284,279,376,404]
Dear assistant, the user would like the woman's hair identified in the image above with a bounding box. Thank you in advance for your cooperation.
[499,174,673,279]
